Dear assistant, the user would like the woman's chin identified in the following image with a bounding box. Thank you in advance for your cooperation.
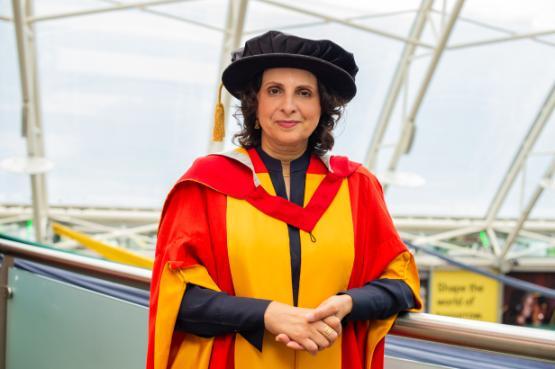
[273,135,309,148]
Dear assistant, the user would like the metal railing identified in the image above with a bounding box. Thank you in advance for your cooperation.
[1,238,554,362]
[0,237,150,287]
[390,312,554,361]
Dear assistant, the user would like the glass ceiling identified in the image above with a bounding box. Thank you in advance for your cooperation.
[1,0,554,223]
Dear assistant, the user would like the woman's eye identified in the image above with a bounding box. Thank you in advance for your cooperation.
[268,87,281,95]
[298,89,312,97]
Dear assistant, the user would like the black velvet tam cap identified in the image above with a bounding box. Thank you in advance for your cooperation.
[222,31,359,102]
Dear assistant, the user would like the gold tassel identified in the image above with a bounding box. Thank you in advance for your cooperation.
[212,83,225,142]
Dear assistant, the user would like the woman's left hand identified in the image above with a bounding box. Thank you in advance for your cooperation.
[306,294,353,322]
[275,294,352,351]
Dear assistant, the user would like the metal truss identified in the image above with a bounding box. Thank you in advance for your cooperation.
[3,203,555,271]
[11,0,48,242]
[448,29,555,50]
[54,224,158,251]
[3,0,555,271]
[364,0,434,171]
[255,0,434,48]
[484,85,555,255]
[429,9,555,49]
[500,155,555,261]
[243,8,420,36]
[382,0,464,192]
[50,214,158,252]
[27,0,193,23]
[3,204,555,230]
[208,0,249,153]
[96,0,225,32]
[413,254,554,271]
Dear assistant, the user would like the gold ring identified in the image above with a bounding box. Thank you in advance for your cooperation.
[323,327,335,338]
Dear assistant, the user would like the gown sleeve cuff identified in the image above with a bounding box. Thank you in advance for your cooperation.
[338,287,379,322]
[239,298,272,352]
[339,279,415,322]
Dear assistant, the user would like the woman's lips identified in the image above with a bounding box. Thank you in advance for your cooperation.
[275,120,300,128]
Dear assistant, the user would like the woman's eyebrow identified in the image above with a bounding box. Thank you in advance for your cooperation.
[296,84,316,90]
[262,81,284,87]
[262,81,316,90]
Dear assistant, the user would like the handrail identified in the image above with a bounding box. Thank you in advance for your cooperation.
[0,238,150,288]
[2,238,555,361]
[391,312,555,361]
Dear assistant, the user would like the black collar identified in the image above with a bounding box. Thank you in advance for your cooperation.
[255,146,311,174]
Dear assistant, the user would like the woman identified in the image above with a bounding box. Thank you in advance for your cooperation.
[147,31,421,369]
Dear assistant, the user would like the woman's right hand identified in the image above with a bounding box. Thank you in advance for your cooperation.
[263,301,340,355]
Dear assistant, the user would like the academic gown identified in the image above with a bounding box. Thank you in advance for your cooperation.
[147,147,422,369]
[175,147,416,350]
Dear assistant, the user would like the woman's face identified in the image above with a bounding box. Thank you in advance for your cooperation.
[257,68,321,151]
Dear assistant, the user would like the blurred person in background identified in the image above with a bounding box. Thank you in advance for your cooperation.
[504,291,554,329]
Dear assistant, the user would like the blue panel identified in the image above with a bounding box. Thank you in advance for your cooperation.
[14,258,150,306]
[6,267,148,369]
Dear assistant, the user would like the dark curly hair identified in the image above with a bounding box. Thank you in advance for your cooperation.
[233,72,347,156]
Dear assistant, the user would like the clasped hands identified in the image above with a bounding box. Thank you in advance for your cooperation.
[263,294,353,356]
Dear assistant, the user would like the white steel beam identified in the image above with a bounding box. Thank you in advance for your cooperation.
[55,235,154,250]
[433,240,495,260]
[410,224,483,245]
[2,204,555,232]
[52,218,157,249]
[208,0,249,153]
[486,227,501,256]
[495,228,554,245]
[510,257,555,272]
[364,0,434,170]
[0,15,12,22]
[500,155,555,260]
[97,0,224,33]
[415,254,497,267]
[26,0,48,240]
[255,0,434,49]
[0,204,160,224]
[28,0,193,23]
[12,0,49,243]
[448,29,555,50]
[50,214,122,233]
[485,84,555,226]
[49,215,157,238]
[244,9,419,36]
[416,254,555,270]
[430,9,555,48]
[383,0,464,191]
[394,216,490,231]
[394,216,555,232]
[401,231,494,259]
[127,234,151,250]
[0,214,30,225]
[507,241,555,261]
[96,223,159,239]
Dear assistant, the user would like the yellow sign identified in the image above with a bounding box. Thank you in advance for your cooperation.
[430,269,500,322]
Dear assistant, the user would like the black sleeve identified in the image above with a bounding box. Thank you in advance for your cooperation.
[341,278,416,322]
[175,284,271,351]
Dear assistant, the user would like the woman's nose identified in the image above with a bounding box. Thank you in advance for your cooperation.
[280,92,297,114]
